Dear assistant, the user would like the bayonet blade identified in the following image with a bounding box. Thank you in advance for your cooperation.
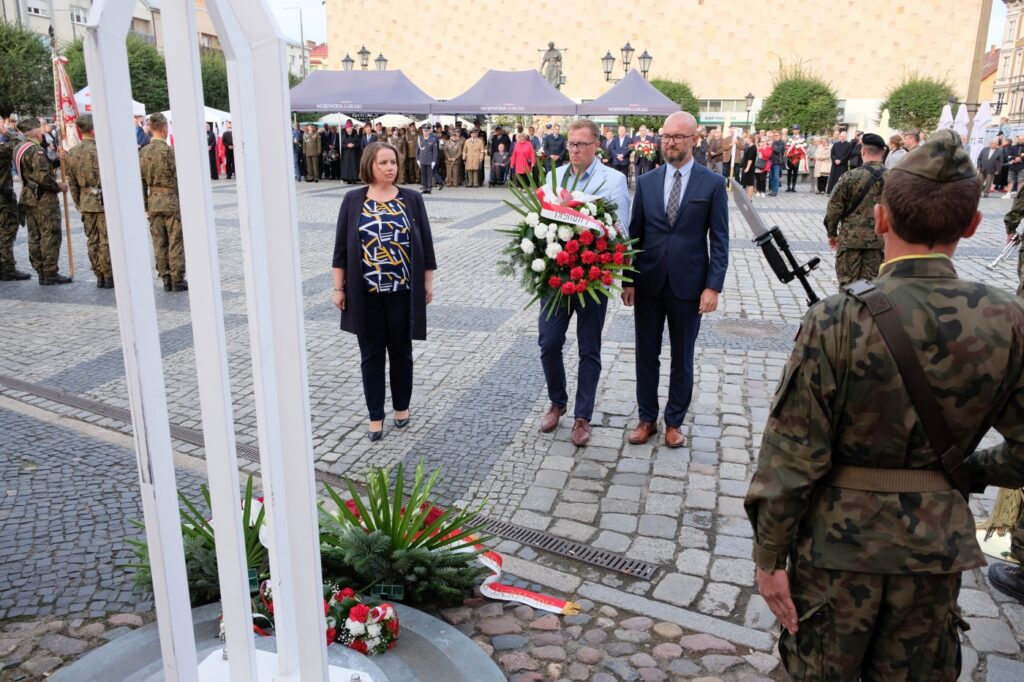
[731,182,771,238]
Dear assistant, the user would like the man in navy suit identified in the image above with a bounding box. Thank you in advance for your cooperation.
[632,124,659,176]
[609,125,632,175]
[622,111,729,448]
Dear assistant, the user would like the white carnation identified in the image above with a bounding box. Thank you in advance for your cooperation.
[604,213,613,225]
[533,224,549,240]
[531,258,546,273]
[547,222,559,233]
[586,202,598,215]
[579,207,590,216]
[525,212,540,226]
[557,226,574,242]
[346,619,365,636]
[520,238,535,255]
[367,623,382,638]
[545,242,562,259]
[367,637,381,650]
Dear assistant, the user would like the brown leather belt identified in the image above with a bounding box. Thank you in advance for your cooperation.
[825,464,953,493]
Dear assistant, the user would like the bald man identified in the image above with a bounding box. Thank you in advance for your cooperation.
[622,111,729,448]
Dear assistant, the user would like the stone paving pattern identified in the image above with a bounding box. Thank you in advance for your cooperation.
[2,180,1024,680]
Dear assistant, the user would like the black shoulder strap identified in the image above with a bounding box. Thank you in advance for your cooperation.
[844,280,970,499]
[839,167,884,223]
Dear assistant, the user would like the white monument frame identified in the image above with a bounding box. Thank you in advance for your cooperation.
[83,1,328,679]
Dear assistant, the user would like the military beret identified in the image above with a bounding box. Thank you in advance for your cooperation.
[149,112,167,126]
[861,133,886,149]
[892,129,977,183]
[16,118,40,133]
[76,114,94,133]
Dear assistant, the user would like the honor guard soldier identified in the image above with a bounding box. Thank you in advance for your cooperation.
[1001,186,1024,298]
[0,120,30,280]
[823,132,888,289]
[746,130,1024,680]
[14,118,71,285]
[139,112,187,291]
[64,115,113,288]
[303,124,321,182]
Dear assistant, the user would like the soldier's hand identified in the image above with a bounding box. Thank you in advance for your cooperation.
[59,182,69,193]
[1010,233,1018,244]
[828,237,839,251]
[757,568,798,634]
[620,286,635,307]
[333,290,346,312]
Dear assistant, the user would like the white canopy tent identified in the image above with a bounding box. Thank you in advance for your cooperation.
[372,113,414,128]
[316,112,363,127]
[417,114,476,128]
[160,105,231,124]
[74,85,146,116]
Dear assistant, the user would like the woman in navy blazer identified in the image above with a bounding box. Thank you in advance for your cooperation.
[622,112,729,448]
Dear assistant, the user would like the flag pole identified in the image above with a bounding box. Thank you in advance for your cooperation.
[50,25,75,281]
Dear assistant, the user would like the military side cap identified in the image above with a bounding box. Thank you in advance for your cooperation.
[893,129,976,182]
[861,132,886,149]
[76,114,94,133]
[149,112,167,126]
[17,118,40,132]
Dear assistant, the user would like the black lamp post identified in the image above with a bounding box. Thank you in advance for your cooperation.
[745,92,755,128]
[357,45,370,70]
[341,53,354,71]
[621,42,635,72]
[638,50,653,78]
[601,51,615,81]
[374,53,388,72]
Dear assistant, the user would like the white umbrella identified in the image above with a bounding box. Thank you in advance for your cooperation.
[879,109,891,141]
[938,104,954,131]
[161,106,231,124]
[74,86,146,116]
[317,112,363,127]
[969,102,992,164]
[372,114,413,128]
[953,104,970,137]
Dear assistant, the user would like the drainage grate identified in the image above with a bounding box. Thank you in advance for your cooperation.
[0,373,660,580]
[712,319,790,338]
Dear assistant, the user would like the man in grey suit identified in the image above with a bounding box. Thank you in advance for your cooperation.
[416,125,439,194]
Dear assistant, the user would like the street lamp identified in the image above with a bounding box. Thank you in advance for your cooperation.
[621,42,635,72]
[745,92,755,130]
[374,53,388,72]
[282,7,307,77]
[638,50,653,78]
[341,53,354,71]
[357,45,370,70]
[601,51,615,81]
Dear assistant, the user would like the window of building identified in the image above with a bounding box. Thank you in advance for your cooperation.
[70,6,88,24]
[26,0,48,17]
[1011,19,1017,42]
[1005,55,1012,77]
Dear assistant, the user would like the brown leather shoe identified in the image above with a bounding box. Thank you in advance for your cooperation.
[628,421,658,444]
[540,404,566,433]
[570,418,592,447]
[664,426,686,448]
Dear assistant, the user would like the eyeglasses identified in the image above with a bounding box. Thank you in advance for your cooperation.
[567,141,597,150]
[662,133,697,144]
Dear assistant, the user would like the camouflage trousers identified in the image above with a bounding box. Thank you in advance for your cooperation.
[781,559,966,681]
[0,203,19,274]
[148,212,186,281]
[1017,246,1023,298]
[26,201,62,276]
[835,247,884,289]
[81,212,112,279]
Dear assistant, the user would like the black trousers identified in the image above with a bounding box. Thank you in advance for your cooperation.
[356,291,413,421]
[786,161,799,190]
[225,149,235,178]
[634,283,701,427]
[208,149,218,179]
[419,163,433,191]
[817,176,828,192]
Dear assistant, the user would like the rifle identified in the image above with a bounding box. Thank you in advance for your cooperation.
[731,182,822,306]
[989,230,1022,270]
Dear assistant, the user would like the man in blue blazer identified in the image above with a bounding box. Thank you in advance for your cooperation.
[609,125,632,175]
[621,111,729,448]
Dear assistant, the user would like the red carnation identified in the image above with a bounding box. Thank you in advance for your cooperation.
[613,252,625,265]
[589,266,601,280]
[323,600,330,616]
[386,618,400,635]
[596,238,608,252]
[568,253,578,265]
[565,239,580,254]
[615,243,625,254]
[556,251,571,267]
[349,603,371,623]
[579,230,594,245]
[561,282,576,296]
[575,281,587,294]
[600,253,612,264]
[581,250,597,265]
[326,627,336,645]
[350,639,368,654]
[340,587,356,599]
[548,275,562,289]
[602,272,614,286]
[570,266,584,280]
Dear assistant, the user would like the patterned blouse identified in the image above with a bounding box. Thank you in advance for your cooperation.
[359,198,412,293]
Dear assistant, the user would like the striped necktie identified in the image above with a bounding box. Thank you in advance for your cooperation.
[667,169,682,225]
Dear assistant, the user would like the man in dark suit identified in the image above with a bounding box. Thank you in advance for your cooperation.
[610,124,631,175]
[542,123,566,174]
[622,111,729,448]
[632,125,659,176]
[826,129,852,194]
[222,121,235,179]
[206,123,218,180]
[415,125,439,194]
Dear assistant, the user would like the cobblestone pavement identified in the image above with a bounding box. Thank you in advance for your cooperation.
[1,179,1023,680]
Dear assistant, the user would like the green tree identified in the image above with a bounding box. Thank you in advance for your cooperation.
[879,74,956,133]
[64,35,169,113]
[754,63,838,135]
[624,78,700,131]
[200,50,230,111]
[0,22,53,117]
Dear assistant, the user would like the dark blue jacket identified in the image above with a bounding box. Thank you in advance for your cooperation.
[609,134,631,165]
[628,162,729,299]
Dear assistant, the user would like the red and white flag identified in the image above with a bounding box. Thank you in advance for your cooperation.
[53,54,81,151]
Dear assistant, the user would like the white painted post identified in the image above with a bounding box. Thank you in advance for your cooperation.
[158,1,259,679]
[205,1,329,679]
[82,2,198,680]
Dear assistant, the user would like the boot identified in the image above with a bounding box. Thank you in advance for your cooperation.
[102,274,115,289]
[163,276,172,291]
[0,269,31,281]
[171,279,189,292]
[97,274,106,288]
[40,272,72,285]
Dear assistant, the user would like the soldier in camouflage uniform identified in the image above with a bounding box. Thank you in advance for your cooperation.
[823,132,888,289]
[0,120,30,281]
[64,115,113,289]
[1001,187,1024,298]
[15,119,71,285]
[745,130,1024,681]
[139,113,187,292]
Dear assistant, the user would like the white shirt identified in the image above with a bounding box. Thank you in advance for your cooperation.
[555,156,632,234]
[662,157,695,218]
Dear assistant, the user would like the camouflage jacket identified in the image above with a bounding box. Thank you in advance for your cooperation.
[0,135,18,205]
[1004,187,1024,235]
[65,138,104,213]
[444,138,464,161]
[745,256,1024,575]
[823,161,886,249]
[17,139,60,207]
[139,138,179,214]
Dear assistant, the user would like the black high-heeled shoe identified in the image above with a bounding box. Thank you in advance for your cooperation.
[394,414,410,429]
[367,427,383,442]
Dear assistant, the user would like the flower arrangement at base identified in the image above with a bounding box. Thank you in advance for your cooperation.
[631,140,657,162]
[252,581,400,654]
[499,168,639,318]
